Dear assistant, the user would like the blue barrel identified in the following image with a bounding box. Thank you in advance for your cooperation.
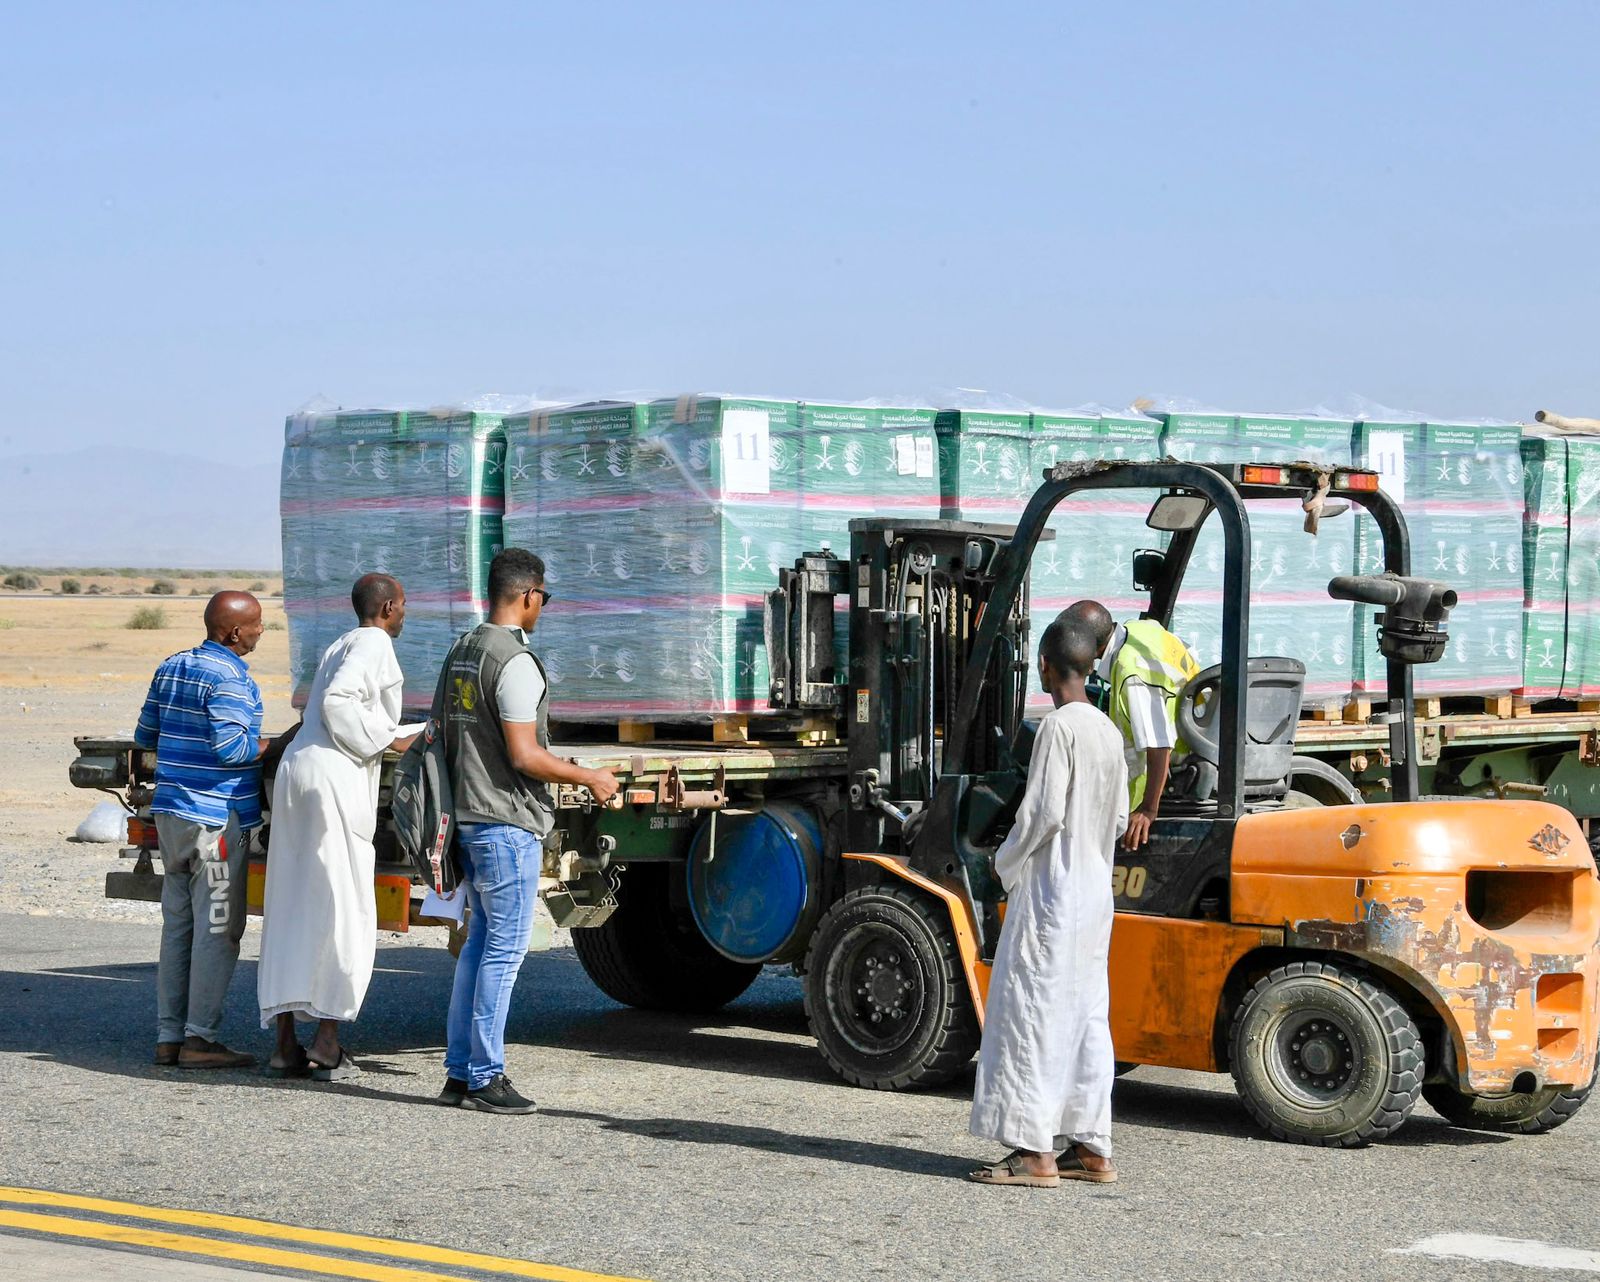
[687,803,825,964]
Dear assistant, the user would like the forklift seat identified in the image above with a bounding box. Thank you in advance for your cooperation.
[1172,658,1306,802]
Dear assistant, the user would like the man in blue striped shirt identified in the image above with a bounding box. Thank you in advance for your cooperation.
[135,591,268,1069]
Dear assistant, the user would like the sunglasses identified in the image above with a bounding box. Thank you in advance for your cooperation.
[525,586,553,606]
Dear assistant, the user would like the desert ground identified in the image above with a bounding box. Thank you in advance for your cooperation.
[0,585,292,920]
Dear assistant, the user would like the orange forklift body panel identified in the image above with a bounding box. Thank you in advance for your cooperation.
[1230,799,1600,1092]
[857,798,1600,1092]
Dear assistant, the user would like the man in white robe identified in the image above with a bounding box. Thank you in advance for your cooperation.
[970,617,1129,1187]
[258,574,416,1079]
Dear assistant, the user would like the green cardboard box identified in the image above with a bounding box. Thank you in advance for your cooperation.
[935,409,1034,520]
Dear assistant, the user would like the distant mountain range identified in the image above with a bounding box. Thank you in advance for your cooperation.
[0,447,281,569]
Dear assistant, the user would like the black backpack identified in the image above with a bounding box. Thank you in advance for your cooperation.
[391,667,460,893]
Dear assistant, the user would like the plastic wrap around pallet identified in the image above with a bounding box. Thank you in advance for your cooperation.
[503,396,942,719]
[1520,431,1600,698]
[280,393,1600,720]
[1156,412,1357,701]
[280,409,506,714]
[1351,418,1524,696]
[1024,412,1165,711]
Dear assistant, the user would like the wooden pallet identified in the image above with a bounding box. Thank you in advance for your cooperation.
[711,713,840,745]
[1432,693,1518,719]
[553,712,843,746]
[1341,696,1374,725]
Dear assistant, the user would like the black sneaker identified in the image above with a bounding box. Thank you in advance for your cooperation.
[460,1074,537,1115]
[438,1077,468,1107]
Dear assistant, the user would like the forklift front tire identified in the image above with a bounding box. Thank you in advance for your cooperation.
[803,885,980,1091]
[1421,1080,1592,1134]
[1229,960,1422,1146]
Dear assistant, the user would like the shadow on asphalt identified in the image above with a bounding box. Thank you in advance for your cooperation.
[1108,1076,1510,1148]
[543,1107,974,1179]
[0,939,1515,1150]
[0,943,823,1095]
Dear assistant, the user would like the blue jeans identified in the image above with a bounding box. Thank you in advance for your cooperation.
[445,823,541,1089]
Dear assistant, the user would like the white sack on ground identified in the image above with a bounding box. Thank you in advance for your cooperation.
[75,801,126,843]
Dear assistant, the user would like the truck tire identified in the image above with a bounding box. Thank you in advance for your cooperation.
[1229,960,1422,1146]
[1422,1080,1592,1134]
[803,885,979,1090]
[572,863,761,1012]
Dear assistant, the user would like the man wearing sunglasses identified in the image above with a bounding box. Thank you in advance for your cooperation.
[437,548,619,1114]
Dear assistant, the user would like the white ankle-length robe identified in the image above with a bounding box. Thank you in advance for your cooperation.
[258,626,403,1025]
[970,700,1129,1158]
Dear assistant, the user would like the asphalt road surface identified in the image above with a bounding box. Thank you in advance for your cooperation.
[3,913,1599,1282]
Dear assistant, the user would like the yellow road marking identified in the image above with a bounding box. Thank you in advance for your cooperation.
[0,1209,499,1282]
[0,1188,648,1282]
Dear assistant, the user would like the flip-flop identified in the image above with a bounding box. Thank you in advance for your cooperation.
[308,1050,362,1082]
[1056,1150,1118,1183]
[264,1051,312,1079]
[968,1151,1060,1189]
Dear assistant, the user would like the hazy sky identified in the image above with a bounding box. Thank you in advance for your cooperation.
[3,2,1597,471]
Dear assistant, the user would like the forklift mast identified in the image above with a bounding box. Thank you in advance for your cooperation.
[767,517,1034,855]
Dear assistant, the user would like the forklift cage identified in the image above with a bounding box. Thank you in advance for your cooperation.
[941,459,1420,818]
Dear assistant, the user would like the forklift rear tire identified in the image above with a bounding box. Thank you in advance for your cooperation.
[803,885,980,1090]
[1421,1080,1592,1134]
[572,863,762,1013]
[1229,960,1422,1146]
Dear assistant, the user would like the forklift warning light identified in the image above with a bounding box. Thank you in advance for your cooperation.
[1336,471,1381,491]
[1241,465,1286,485]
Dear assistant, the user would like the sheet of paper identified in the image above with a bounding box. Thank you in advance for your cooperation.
[397,721,428,738]
[1366,430,1407,502]
[893,434,917,476]
[721,408,771,494]
[419,886,466,924]
[915,436,935,478]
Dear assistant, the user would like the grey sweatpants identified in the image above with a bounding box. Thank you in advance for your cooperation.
[155,813,249,1044]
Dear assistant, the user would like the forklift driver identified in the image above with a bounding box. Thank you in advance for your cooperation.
[1059,600,1199,851]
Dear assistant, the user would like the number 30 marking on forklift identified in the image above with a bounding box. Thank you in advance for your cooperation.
[1111,865,1147,898]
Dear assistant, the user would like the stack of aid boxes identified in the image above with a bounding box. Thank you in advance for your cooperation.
[935,407,1167,709]
[1520,431,1572,697]
[279,409,506,714]
[934,408,1035,525]
[500,396,944,719]
[1519,431,1600,700]
[500,400,654,710]
[1154,412,1357,703]
[1564,437,1600,700]
[1026,411,1164,708]
[1351,418,1524,696]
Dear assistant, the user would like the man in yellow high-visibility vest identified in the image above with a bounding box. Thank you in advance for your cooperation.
[1059,600,1199,851]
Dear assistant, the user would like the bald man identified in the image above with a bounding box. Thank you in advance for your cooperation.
[1060,600,1198,850]
[257,574,414,1079]
[135,591,268,1069]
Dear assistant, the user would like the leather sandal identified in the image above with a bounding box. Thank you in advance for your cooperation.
[968,1151,1060,1188]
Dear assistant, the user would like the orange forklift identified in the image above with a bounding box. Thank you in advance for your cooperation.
[793,458,1600,1145]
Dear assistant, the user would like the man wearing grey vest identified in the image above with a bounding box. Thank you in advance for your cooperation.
[438,548,619,1113]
